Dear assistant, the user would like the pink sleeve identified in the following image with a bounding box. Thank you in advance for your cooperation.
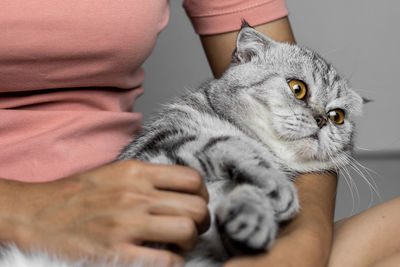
[183,0,288,35]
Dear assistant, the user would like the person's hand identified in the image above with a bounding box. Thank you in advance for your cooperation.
[1,160,210,266]
[223,228,329,267]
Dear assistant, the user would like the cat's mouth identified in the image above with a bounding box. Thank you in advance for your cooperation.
[284,132,319,142]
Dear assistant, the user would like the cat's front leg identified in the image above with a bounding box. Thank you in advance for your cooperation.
[195,137,300,253]
[215,184,277,254]
[215,172,299,254]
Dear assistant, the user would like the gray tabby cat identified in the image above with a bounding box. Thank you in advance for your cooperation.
[117,21,364,266]
[0,22,364,267]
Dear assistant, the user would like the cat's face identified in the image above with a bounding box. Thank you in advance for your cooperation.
[219,23,364,171]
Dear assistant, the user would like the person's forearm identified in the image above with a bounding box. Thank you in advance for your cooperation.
[282,172,338,265]
[284,173,337,235]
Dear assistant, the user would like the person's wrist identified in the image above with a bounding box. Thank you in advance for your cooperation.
[291,226,332,266]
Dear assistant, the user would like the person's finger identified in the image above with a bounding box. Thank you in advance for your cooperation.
[134,215,198,251]
[146,164,209,202]
[148,190,211,234]
[112,242,184,267]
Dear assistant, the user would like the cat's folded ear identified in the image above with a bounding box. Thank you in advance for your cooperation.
[232,20,276,64]
[349,90,372,116]
[362,97,373,104]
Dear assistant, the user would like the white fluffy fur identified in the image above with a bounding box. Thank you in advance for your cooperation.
[0,244,173,267]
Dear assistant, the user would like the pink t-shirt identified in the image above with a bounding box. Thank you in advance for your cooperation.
[0,0,288,182]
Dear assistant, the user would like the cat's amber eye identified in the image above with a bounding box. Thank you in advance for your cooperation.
[328,109,345,124]
[288,80,307,100]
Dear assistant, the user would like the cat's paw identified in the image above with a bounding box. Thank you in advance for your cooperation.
[215,185,277,254]
[267,174,300,221]
[224,159,299,222]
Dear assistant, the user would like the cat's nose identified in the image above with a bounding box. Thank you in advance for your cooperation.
[314,115,327,128]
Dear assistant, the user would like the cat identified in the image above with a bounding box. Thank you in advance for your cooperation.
[0,21,364,267]
[116,21,364,266]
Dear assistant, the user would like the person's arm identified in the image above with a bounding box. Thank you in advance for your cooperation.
[199,17,337,267]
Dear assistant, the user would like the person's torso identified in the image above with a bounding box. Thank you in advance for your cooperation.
[0,0,170,182]
[0,0,170,93]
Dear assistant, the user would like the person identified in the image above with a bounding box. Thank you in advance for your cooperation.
[0,1,398,267]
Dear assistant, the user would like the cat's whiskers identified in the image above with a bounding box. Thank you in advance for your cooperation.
[331,150,381,211]
[325,149,359,212]
[351,88,377,94]
[342,164,360,213]
[337,153,361,212]
[354,146,378,152]
[327,150,355,209]
[344,152,380,180]
[342,152,381,205]
[348,164,376,209]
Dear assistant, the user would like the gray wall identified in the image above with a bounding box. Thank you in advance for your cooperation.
[137,1,400,220]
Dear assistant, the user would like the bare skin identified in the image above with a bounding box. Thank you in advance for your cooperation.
[370,251,400,267]
[328,196,400,267]
[0,160,210,266]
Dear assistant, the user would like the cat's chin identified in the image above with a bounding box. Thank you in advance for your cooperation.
[288,137,320,157]
[278,137,344,172]
[289,140,352,173]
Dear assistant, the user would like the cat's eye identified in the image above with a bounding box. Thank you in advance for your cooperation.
[288,80,307,100]
[328,109,345,124]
